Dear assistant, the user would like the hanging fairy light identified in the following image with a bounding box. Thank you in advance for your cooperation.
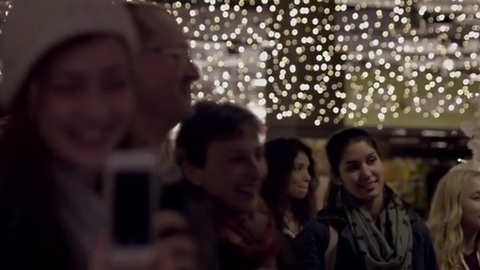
[166,0,271,123]
[339,0,480,128]
[167,0,479,128]
[1,0,477,127]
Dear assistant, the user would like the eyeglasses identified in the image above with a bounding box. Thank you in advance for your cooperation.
[144,46,193,64]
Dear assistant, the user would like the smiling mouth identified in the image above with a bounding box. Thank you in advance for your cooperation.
[68,126,114,148]
[235,185,256,196]
[358,179,378,189]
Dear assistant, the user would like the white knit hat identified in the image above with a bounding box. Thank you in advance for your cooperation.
[0,0,139,109]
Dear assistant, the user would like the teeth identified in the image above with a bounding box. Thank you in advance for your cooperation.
[76,130,104,141]
[236,186,254,193]
[359,180,377,188]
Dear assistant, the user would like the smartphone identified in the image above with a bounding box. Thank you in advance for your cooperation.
[104,149,158,264]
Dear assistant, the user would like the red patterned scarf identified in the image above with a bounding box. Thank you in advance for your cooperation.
[214,198,277,269]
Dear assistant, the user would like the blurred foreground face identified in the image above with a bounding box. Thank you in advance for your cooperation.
[134,7,200,127]
[29,36,134,171]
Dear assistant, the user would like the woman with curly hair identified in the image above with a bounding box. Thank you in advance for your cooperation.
[428,164,480,270]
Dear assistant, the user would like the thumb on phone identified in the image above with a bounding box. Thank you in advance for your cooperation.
[90,231,112,270]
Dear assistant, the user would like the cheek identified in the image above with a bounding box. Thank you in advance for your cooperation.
[468,201,480,213]
[287,177,296,193]
[152,59,180,76]
[36,98,74,130]
[140,60,170,84]
[163,64,185,83]
[35,103,76,157]
[339,172,357,187]
[112,94,134,118]
[204,165,233,190]
[227,164,247,181]
[462,202,480,220]
[290,173,301,186]
[372,164,385,178]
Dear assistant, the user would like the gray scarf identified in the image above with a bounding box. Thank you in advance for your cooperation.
[335,188,412,270]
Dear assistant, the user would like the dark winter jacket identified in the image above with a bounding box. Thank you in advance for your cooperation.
[294,206,438,270]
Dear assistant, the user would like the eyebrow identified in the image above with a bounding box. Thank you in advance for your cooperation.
[102,65,129,74]
[44,65,128,83]
[295,160,310,166]
[223,144,263,154]
[344,151,377,165]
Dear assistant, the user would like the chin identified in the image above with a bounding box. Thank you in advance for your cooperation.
[234,198,258,214]
[230,203,252,214]
[351,186,380,200]
[72,153,109,171]
[294,191,309,199]
[179,106,194,118]
[361,189,383,201]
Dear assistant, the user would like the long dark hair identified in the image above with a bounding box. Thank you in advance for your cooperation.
[261,138,318,229]
[0,34,133,269]
[0,87,70,269]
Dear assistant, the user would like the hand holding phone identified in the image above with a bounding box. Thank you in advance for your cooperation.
[104,149,158,266]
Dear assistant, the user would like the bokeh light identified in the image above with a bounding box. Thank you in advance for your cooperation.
[167,0,480,128]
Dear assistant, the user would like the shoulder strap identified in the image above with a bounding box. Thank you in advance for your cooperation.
[324,225,338,270]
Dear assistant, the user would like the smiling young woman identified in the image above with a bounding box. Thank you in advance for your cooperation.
[0,0,138,269]
[294,128,438,270]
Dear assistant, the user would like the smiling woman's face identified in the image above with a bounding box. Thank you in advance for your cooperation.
[337,140,385,202]
[29,36,134,171]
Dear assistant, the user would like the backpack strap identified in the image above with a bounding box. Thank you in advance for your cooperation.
[324,225,338,270]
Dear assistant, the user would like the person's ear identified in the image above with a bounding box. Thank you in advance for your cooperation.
[180,161,204,186]
[332,174,342,186]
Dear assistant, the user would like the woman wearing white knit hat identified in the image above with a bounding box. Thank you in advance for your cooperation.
[0,0,140,269]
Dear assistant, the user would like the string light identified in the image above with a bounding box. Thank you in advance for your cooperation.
[266,0,344,127]
[166,1,271,123]
[341,0,480,128]
[168,0,479,128]
[0,0,478,127]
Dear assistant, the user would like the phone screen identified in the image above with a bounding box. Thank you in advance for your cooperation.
[113,171,151,246]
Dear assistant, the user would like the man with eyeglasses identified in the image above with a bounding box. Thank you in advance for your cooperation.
[121,2,219,270]
[126,1,199,147]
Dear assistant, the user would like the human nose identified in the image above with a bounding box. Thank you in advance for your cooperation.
[249,157,266,181]
[80,86,109,120]
[304,171,312,183]
[186,60,200,82]
[359,164,373,179]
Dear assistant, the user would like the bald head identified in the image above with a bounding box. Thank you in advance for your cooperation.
[126,2,186,45]
[125,1,200,142]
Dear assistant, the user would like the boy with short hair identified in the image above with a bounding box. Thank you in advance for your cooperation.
[175,101,277,270]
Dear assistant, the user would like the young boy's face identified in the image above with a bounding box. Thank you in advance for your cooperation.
[193,127,267,213]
